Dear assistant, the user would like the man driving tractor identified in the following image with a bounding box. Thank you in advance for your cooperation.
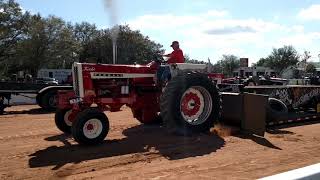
[159,41,185,82]
[164,41,184,64]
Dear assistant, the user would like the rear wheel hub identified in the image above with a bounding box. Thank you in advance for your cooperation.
[180,86,213,125]
[181,92,201,117]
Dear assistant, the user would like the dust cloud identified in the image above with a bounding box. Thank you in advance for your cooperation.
[211,123,240,137]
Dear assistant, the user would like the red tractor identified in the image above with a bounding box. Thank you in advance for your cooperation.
[55,61,222,145]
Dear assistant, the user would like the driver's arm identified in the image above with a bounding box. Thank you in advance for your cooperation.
[167,52,177,64]
[163,53,171,57]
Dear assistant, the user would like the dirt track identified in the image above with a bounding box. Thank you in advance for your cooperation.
[0,105,320,180]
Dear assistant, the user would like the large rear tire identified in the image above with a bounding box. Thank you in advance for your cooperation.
[55,109,73,133]
[72,108,109,145]
[160,72,220,135]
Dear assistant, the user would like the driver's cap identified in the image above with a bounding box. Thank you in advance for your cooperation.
[170,41,179,47]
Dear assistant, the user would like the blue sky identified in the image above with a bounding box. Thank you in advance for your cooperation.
[16,0,320,64]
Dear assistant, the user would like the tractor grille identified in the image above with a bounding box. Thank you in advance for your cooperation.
[72,64,80,96]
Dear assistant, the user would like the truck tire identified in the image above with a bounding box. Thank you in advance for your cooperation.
[55,109,73,133]
[37,86,73,110]
[160,72,220,135]
[36,95,43,109]
[0,97,5,115]
[266,98,288,122]
[39,90,57,111]
[72,108,109,145]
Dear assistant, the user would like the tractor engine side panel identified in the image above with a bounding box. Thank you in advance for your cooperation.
[71,63,159,113]
[72,63,157,98]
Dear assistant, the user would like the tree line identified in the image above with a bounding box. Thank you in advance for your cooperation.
[0,0,164,77]
[210,46,317,78]
[1,0,317,79]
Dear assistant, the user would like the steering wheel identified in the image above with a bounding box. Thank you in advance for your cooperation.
[155,56,168,65]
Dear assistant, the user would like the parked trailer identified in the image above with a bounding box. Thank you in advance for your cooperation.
[0,82,72,114]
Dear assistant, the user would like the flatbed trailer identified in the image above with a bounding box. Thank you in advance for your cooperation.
[267,109,320,126]
[0,82,72,114]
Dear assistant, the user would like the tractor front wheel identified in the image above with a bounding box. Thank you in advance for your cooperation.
[55,109,73,133]
[72,108,109,145]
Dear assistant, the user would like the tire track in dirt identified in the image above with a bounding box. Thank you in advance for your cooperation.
[52,152,163,178]
[0,129,58,141]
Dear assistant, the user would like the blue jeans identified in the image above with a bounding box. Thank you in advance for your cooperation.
[157,66,171,82]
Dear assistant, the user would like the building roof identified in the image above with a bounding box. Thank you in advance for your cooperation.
[234,66,274,72]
